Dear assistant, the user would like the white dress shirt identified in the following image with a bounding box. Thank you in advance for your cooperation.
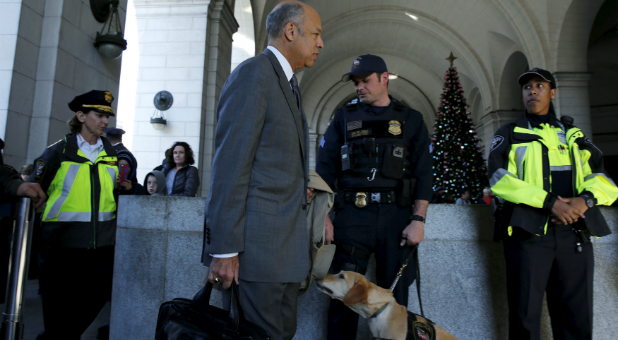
[266,45,294,84]
[211,46,295,260]
[77,133,104,164]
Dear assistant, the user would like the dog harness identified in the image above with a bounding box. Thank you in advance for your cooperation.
[372,311,437,340]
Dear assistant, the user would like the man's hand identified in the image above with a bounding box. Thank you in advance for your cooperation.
[307,188,316,203]
[551,196,584,225]
[16,182,47,210]
[400,220,424,246]
[208,256,239,289]
[324,214,334,245]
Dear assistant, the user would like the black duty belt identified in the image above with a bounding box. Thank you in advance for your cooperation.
[344,191,395,208]
[336,242,371,261]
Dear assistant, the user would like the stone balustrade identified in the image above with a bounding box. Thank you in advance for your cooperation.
[110,196,618,339]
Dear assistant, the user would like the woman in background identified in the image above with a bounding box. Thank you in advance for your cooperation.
[161,141,199,196]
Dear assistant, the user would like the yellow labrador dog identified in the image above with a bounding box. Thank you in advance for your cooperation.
[317,271,458,340]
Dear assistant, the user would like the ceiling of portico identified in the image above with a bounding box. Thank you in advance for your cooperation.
[243,0,592,133]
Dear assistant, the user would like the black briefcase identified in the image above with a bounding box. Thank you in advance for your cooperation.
[155,282,271,340]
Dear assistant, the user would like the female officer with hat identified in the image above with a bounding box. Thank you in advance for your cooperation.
[31,90,119,339]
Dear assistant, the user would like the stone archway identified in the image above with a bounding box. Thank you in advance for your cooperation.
[553,0,606,137]
[587,0,618,181]
[498,51,528,112]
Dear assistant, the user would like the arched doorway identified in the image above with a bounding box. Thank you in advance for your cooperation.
[588,0,618,185]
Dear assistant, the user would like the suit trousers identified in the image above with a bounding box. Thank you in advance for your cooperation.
[327,202,415,340]
[37,246,114,340]
[222,280,300,340]
[503,224,593,340]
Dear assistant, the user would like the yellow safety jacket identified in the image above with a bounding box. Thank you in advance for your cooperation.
[488,112,618,237]
[32,134,118,248]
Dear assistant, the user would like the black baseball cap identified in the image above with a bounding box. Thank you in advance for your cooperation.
[105,127,125,136]
[518,68,556,89]
[342,54,388,82]
[68,90,116,116]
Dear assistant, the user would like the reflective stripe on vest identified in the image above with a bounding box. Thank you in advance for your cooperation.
[57,211,115,222]
[46,164,81,220]
[515,146,527,180]
[551,165,572,171]
[585,173,617,187]
[490,168,516,187]
[107,167,116,184]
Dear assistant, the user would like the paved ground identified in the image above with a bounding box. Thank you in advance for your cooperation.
[1,279,110,340]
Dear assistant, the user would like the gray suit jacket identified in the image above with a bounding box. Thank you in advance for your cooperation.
[202,48,310,283]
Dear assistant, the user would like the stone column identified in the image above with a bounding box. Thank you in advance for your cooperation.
[130,0,209,185]
[309,132,318,170]
[554,72,593,138]
[199,0,238,197]
[476,111,520,158]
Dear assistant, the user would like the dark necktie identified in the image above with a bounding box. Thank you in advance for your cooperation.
[290,75,302,110]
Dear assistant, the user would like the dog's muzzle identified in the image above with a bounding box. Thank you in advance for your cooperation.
[315,281,334,295]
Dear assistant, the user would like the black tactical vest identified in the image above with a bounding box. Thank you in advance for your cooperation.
[339,100,414,189]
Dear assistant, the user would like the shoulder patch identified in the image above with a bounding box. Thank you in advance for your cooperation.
[320,136,325,148]
[490,135,505,153]
[47,139,62,149]
[33,159,46,182]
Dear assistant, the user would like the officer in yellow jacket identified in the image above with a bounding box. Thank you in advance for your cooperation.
[488,68,618,340]
[31,90,119,340]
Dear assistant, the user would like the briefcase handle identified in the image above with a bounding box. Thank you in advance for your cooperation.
[191,281,245,331]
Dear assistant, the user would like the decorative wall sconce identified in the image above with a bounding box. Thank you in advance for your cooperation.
[91,0,127,59]
[151,91,173,130]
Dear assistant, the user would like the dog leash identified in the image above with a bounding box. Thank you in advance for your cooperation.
[389,244,424,317]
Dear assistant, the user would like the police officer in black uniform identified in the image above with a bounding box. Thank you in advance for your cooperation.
[105,127,128,152]
[316,55,433,340]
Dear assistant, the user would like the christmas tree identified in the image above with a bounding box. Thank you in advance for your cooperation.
[430,53,488,203]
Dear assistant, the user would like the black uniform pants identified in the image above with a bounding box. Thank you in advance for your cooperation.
[503,225,593,340]
[327,202,415,340]
[37,246,115,340]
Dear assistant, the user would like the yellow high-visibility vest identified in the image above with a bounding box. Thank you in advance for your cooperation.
[43,148,117,223]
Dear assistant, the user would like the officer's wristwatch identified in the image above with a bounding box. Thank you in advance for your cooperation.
[410,215,426,223]
[580,195,594,208]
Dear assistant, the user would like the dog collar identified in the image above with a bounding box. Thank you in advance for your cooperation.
[369,300,391,319]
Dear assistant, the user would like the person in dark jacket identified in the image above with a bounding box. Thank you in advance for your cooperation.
[117,150,145,195]
[0,138,46,304]
[161,141,200,196]
[455,189,471,205]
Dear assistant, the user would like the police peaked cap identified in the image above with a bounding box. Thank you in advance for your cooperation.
[68,90,116,116]
[105,127,125,136]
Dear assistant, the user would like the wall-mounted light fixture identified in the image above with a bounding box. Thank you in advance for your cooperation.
[91,0,127,59]
[151,91,173,130]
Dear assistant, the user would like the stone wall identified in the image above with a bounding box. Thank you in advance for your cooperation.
[0,0,126,168]
[110,197,618,339]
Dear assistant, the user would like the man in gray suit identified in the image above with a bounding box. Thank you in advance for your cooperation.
[202,1,323,339]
